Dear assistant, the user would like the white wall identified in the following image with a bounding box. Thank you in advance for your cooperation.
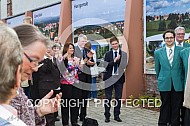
[1,0,7,19]
[1,0,61,19]
[0,0,1,19]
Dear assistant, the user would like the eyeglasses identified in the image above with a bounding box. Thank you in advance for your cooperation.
[23,52,43,68]
[165,37,174,40]
[176,33,185,36]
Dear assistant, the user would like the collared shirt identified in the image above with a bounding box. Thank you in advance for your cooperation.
[112,49,120,75]
[176,41,184,47]
[0,105,27,126]
[166,45,175,64]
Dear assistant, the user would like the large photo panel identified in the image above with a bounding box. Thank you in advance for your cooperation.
[72,0,126,63]
[33,3,61,41]
[144,0,190,74]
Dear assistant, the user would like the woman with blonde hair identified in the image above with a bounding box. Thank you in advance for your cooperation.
[0,24,26,125]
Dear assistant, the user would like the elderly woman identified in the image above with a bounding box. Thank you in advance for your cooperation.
[10,24,62,126]
[0,24,26,125]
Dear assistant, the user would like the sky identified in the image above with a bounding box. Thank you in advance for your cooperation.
[72,0,126,27]
[146,0,190,16]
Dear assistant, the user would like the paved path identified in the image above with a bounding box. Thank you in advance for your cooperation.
[55,100,159,126]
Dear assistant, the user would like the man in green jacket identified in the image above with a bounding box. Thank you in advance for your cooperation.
[154,30,184,126]
[175,26,190,47]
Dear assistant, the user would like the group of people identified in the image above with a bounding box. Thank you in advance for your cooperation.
[154,26,190,126]
[0,23,62,126]
[0,21,128,126]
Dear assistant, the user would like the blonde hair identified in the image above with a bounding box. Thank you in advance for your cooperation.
[13,24,50,48]
[0,24,23,103]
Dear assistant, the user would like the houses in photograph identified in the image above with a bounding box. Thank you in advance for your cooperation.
[147,13,190,23]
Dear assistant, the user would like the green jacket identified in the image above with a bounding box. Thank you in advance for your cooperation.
[154,46,184,91]
[183,42,190,48]
[180,47,190,85]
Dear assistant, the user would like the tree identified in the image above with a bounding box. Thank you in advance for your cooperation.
[168,20,177,29]
[158,21,166,31]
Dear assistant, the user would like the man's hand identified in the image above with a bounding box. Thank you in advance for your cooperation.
[114,54,120,63]
[46,52,52,59]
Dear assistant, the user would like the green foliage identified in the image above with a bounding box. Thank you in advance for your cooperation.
[158,21,166,31]
[167,20,177,29]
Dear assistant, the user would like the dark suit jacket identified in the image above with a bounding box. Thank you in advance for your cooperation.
[103,49,127,84]
[37,57,60,90]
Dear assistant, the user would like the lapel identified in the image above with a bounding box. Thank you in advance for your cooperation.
[161,47,171,67]
[75,46,83,59]
[110,50,113,60]
[184,42,187,47]
[172,45,178,67]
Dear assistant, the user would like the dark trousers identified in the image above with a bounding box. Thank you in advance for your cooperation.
[104,82,124,118]
[61,84,82,125]
[39,89,56,126]
[79,90,89,119]
[158,87,183,126]
[184,108,190,126]
[181,96,185,126]
[30,83,40,105]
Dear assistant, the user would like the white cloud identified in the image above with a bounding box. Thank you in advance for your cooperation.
[182,0,190,3]
[150,1,171,10]
[187,8,190,12]
[175,0,190,6]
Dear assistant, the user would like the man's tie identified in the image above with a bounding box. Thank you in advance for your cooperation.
[83,49,86,59]
[169,48,173,66]
[114,51,118,74]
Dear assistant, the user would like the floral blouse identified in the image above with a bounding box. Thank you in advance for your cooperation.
[60,58,79,85]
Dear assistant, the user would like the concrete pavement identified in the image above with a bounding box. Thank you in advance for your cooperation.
[55,100,159,126]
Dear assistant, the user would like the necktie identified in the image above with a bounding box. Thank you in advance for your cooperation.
[169,48,173,66]
[178,43,181,47]
[82,49,86,59]
[114,51,118,74]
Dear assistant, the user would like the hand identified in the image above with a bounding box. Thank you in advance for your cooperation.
[83,58,88,63]
[63,53,68,59]
[87,60,95,66]
[73,57,80,66]
[87,51,93,58]
[114,54,120,63]
[36,90,62,117]
[46,52,52,59]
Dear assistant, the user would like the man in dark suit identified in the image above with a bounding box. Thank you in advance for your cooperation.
[154,30,184,126]
[103,36,127,123]
[74,34,94,122]
[34,46,60,126]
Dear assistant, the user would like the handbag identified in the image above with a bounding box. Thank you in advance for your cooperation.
[90,64,99,77]
[82,117,99,126]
